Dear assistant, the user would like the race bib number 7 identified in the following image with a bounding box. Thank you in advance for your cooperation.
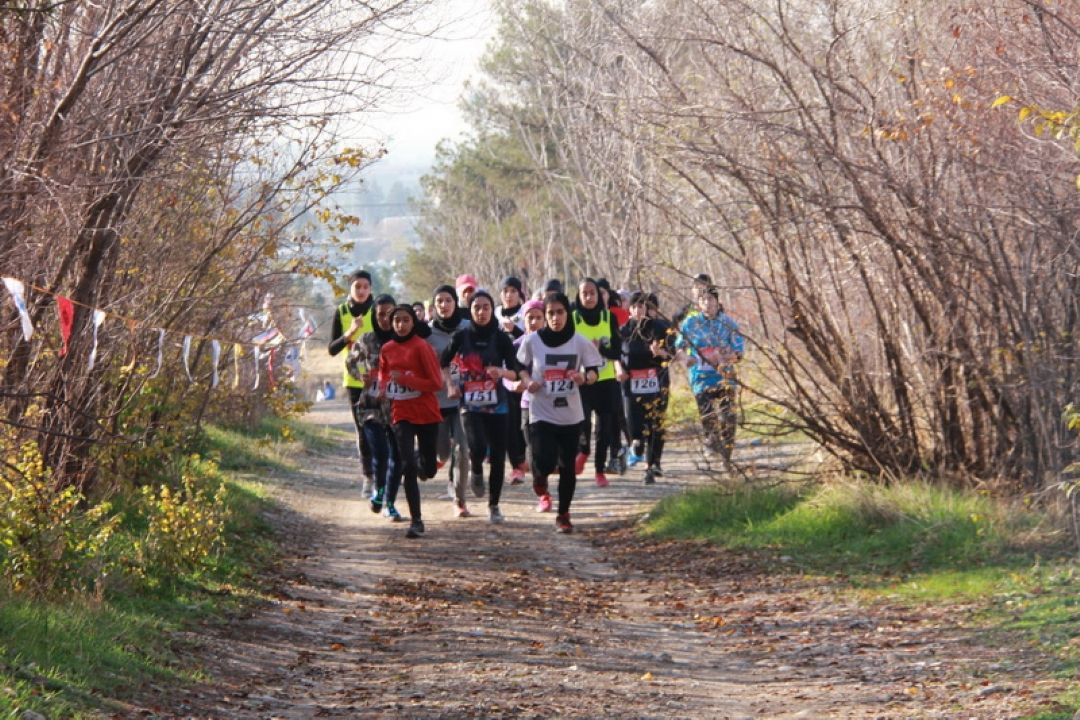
[544,368,575,396]
[463,379,498,406]
[629,368,659,395]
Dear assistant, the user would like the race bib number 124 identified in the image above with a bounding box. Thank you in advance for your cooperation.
[544,368,574,396]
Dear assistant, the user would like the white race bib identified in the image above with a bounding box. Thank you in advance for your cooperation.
[463,379,498,407]
[629,368,660,395]
[385,380,420,400]
[544,368,575,397]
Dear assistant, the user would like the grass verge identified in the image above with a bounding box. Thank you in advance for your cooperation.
[0,417,331,718]
[643,479,1078,716]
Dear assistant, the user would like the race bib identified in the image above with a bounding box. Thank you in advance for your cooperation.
[463,379,498,406]
[700,347,723,366]
[544,368,575,397]
[629,368,660,395]
[385,380,420,400]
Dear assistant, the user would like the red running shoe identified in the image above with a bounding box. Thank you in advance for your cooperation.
[574,452,587,475]
[595,472,608,488]
[536,494,553,513]
[555,513,573,534]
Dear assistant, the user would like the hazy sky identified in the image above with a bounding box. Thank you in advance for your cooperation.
[351,0,496,171]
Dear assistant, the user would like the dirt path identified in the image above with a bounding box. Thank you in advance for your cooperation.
[136,400,1066,719]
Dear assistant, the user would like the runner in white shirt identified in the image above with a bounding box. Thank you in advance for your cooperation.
[517,292,604,534]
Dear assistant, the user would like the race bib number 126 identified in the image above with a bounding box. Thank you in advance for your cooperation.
[629,368,659,394]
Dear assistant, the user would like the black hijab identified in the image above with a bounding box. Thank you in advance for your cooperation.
[390,304,423,343]
[574,277,603,326]
[538,292,576,347]
[431,284,464,334]
[372,294,397,344]
[469,289,498,340]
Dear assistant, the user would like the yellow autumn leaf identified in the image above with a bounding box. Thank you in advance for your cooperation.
[991,94,1011,108]
[1018,107,1032,122]
[640,672,655,681]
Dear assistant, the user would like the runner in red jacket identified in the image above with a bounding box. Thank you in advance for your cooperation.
[377,304,444,538]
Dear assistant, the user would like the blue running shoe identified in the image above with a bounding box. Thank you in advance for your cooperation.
[626,450,644,468]
[383,504,403,522]
[369,487,384,514]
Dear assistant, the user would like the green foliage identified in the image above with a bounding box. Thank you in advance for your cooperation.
[0,434,283,716]
[137,456,230,576]
[0,440,121,598]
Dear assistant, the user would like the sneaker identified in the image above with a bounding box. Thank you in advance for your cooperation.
[455,502,471,518]
[436,459,446,470]
[555,513,573,534]
[509,467,525,485]
[595,472,609,488]
[611,447,627,475]
[361,476,374,497]
[652,465,664,478]
[405,519,425,538]
[536,493,553,513]
[470,472,486,498]
[643,468,655,485]
[489,506,504,524]
[626,450,644,468]
[383,504,403,521]
[532,475,549,498]
[574,452,587,475]
[369,488,384,514]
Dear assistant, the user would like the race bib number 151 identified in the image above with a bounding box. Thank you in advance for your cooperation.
[463,379,498,406]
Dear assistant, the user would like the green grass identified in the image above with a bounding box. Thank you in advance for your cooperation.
[0,419,321,717]
[643,479,1079,716]
[643,479,1041,573]
[198,414,347,472]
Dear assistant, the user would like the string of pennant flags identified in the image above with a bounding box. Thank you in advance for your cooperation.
[2,276,317,390]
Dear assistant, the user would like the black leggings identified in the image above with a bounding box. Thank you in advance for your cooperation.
[392,421,438,521]
[348,386,373,479]
[464,412,508,507]
[695,385,737,459]
[624,383,670,468]
[506,395,527,468]
[530,420,580,516]
[578,379,621,471]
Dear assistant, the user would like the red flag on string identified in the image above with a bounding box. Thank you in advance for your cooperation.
[56,295,75,357]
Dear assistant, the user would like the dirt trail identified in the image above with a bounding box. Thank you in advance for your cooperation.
[135,400,1064,719]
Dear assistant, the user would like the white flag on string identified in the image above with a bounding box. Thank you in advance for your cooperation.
[182,335,194,382]
[211,340,221,388]
[2,277,34,341]
[149,328,165,378]
[232,344,241,388]
[87,309,106,370]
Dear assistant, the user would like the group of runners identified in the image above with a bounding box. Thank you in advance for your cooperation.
[328,270,743,539]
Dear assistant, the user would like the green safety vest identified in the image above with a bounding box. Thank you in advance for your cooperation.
[573,308,616,382]
[338,302,374,389]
